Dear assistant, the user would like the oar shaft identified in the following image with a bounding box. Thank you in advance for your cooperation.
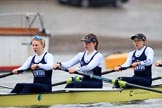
[57,66,130,83]
[0,69,29,78]
[87,72,162,93]
[101,66,132,75]
[152,75,162,81]
[0,85,13,89]
[126,82,162,93]
[101,70,115,75]
[52,67,129,87]
[52,81,67,86]
[58,67,112,83]
[0,73,13,78]
[152,77,161,81]
[159,64,162,67]
[58,67,162,94]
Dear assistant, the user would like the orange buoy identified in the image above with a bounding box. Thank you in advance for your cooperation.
[105,53,128,69]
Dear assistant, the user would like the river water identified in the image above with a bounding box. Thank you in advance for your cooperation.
[0,49,162,108]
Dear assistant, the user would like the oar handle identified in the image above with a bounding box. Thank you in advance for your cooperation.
[17,70,25,74]
[57,67,84,76]
[120,66,132,70]
[57,67,68,72]
[0,69,29,79]
[101,66,132,75]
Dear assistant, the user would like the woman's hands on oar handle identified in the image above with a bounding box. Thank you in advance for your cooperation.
[114,65,122,72]
[155,60,162,67]
[12,68,30,74]
[12,64,39,74]
[12,68,19,74]
[131,61,141,68]
[53,62,61,69]
[68,68,77,74]
[31,64,39,70]
[114,62,140,72]
[53,62,77,74]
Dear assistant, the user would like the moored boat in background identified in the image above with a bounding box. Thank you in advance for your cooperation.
[0,12,50,72]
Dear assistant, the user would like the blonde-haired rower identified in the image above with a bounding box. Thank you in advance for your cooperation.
[11,35,54,94]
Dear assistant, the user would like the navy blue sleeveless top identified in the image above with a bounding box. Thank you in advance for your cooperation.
[31,52,53,86]
[80,52,102,81]
[132,47,152,77]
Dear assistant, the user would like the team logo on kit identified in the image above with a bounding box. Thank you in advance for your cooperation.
[135,65,145,71]
[33,70,45,77]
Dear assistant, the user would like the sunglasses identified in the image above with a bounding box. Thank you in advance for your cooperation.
[32,35,42,40]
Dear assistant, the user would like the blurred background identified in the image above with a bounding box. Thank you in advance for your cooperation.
[0,0,162,54]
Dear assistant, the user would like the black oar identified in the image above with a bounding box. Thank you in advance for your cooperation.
[152,75,162,81]
[101,66,132,75]
[0,70,28,78]
[0,85,13,89]
[58,67,162,94]
[159,64,162,67]
[52,66,132,87]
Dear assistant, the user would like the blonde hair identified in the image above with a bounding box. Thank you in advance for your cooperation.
[32,35,45,48]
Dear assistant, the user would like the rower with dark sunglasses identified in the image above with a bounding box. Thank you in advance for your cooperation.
[11,35,54,94]
[53,33,103,88]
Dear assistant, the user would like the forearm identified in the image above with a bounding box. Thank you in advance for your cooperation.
[39,54,54,70]
[18,57,32,70]
[141,48,154,66]
[61,53,81,68]
[121,52,133,67]
[78,54,103,72]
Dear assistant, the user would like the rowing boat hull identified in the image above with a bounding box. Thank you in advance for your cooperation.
[0,86,162,107]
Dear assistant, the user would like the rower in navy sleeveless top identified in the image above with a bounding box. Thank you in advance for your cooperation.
[114,33,154,88]
[11,35,54,94]
[53,33,103,88]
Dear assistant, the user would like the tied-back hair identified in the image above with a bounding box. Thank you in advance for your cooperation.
[41,39,45,48]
